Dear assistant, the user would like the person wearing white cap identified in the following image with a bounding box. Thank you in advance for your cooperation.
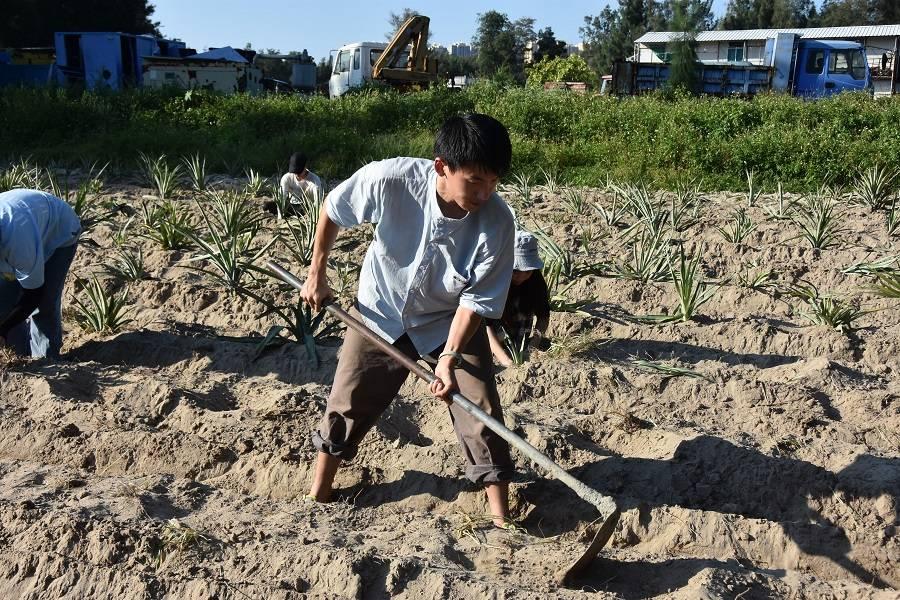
[486,229,551,367]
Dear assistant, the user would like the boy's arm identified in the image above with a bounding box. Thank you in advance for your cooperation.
[300,205,340,312]
[300,165,382,311]
[430,306,482,402]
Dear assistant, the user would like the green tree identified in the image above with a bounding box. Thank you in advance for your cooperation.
[819,0,876,27]
[316,56,332,85]
[385,7,432,42]
[722,0,817,28]
[441,55,478,79]
[2,0,160,47]
[473,11,534,83]
[534,27,568,63]
[721,0,755,28]
[668,1,699,93]
[474,11,512,76]
[580,6,620,75]
[872,0,900,23]
[581,0,674,75]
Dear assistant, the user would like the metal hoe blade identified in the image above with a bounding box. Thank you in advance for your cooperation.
[556,507,622,585]
[266,260,620,585]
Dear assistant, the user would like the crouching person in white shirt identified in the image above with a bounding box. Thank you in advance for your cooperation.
[265,151,323,217]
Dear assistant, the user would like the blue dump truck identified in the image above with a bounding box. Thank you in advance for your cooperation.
[613,32,872,98]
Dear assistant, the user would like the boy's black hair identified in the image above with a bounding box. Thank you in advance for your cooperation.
[433,113,512,177]
[288,152,308,174]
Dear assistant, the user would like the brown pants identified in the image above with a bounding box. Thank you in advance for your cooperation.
[312,319,514,483]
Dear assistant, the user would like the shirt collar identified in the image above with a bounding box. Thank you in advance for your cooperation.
[429,170,470,233]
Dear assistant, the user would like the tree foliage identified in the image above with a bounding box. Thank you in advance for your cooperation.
[526,55,598,88]
[580,0,712,75]
[721,0,898,28]
[818,0,898,25]
[432,48,478,79]
[385,7,431,42]
[2,0,160,47]
[473,11,535,82]
[668,1,701,93]
[316,57,333,85]
[722,0,817,28]
[534,27,567,64]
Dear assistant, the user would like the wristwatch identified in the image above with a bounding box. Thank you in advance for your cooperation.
[438,350,463,368]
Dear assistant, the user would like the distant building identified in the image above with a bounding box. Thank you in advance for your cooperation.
[143,46,262,94]
[430,44,448,56]
[450,42,474,58]
[634,24,900,96]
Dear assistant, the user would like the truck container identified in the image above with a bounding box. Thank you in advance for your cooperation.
[613,34,872,98]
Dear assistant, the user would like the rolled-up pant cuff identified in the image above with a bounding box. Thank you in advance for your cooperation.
[466,463,515,484]
[311,431,359,461]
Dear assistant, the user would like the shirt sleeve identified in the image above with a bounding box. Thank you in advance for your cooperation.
[324,164,384,228]
[458,211,515,319]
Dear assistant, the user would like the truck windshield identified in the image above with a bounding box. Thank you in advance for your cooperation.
[829,50,867,80]
[334,50,350,74]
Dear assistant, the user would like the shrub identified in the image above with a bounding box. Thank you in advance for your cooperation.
[526,55,598,88]
[3,86,900,191]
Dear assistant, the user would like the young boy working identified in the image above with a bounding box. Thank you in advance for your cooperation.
[300,113,517,527]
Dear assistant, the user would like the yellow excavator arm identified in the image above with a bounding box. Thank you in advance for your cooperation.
[372,15,438,84]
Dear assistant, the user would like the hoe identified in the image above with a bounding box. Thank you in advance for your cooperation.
[267,260,620,585]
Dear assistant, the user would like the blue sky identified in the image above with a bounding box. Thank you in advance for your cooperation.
[151,0,730,62]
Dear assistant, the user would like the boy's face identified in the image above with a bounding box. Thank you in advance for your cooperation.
[434,158,499,213]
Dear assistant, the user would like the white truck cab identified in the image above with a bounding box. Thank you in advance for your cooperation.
[329,42,388,98]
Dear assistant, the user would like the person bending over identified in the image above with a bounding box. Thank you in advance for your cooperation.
[0,189,81,359]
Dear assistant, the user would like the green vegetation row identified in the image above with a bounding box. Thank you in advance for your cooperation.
[2,83,900,191]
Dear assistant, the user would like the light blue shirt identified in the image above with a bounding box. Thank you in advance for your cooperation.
[0,189,81,290]
[326,157,515,355]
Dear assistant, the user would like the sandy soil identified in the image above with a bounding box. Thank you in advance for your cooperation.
[0,176,897,599]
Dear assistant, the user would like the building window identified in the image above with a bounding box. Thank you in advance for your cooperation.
[353,48,360,70]
[727,43,744,62]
